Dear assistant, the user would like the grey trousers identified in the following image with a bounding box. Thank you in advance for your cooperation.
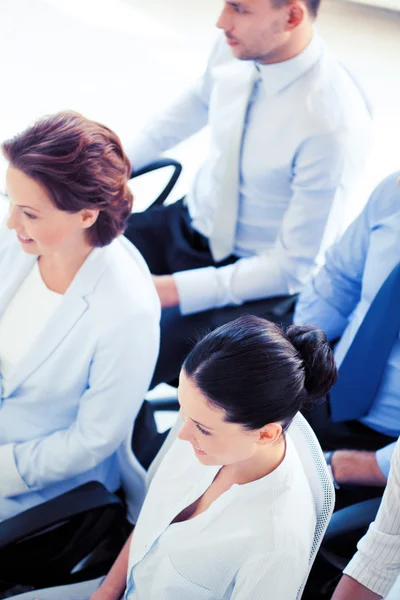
[10,577,105,600]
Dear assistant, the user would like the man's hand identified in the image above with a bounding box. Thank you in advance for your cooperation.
[331,450,387,487]
[152,275,180,308]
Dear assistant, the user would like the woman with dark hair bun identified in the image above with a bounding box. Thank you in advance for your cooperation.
[14,315,337,600]
[0,111,160,522]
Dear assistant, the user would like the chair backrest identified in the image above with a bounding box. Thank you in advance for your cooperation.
[288,412,335,598]
[118,424,148,524]
[141,412,334,598]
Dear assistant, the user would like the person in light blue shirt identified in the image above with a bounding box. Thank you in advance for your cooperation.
[0,112,160,522]
[295,172,400,505]
[123,0,372,388]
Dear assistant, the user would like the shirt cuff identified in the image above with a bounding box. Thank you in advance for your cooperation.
[0,443,30,497]
[173,267,224,315]
[376,443,396,479]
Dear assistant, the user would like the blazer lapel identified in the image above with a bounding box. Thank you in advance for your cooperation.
[5,246,110,396]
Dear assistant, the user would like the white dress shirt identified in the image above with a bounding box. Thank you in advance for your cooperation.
[125,434,316,599]
[344,437,400,598]
[0,261,62,380]
[127,32,372,315]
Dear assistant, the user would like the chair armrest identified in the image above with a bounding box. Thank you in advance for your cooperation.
[130,159,182,207]
[0,481,123,548]
[148,397,179,411]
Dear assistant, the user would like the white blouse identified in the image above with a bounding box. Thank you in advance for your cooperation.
[0,261,62,381]
[126,434,316,599]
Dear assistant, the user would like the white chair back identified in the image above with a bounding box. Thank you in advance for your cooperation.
[145,412,335,599]
[117,424,147,524]
[288,412,335,598]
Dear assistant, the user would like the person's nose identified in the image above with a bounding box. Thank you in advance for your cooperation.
[7,205,18,230]
[178,417,196,444]
[216,4,231,31]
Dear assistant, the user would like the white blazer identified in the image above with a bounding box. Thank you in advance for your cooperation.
[0,224,160,522]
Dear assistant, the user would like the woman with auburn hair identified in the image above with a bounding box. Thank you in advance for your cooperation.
[13,315,337,600]
[0,111,160,522]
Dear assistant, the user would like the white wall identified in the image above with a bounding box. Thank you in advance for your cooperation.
[348,0,400,11]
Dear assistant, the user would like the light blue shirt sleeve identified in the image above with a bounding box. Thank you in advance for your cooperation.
[376,442,398,479]
[294,189,373,339]
[12,311,159,492]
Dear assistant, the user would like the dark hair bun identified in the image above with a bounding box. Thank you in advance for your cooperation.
[286,325,338,401]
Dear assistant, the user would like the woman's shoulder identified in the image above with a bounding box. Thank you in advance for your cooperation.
[90,236,160,317]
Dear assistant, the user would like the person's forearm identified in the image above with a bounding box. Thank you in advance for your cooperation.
[331,451,387,486]
[331,575,382,600]
[91,528,134,600]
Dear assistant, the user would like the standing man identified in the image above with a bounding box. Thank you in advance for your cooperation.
[125,0,372,387]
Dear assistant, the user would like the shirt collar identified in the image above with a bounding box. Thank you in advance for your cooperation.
[254,33,324,96]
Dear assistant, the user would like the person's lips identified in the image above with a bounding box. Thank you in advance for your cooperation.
[226,36,239,46]
[193,444,207,456]
[17,233,34,245]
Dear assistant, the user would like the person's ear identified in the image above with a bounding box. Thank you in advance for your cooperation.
[285,2,305,31]
[80,208,99,229]
[257,423,282,445]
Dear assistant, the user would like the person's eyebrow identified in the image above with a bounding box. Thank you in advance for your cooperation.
[18,204,41,212]
[177,392,215,431]
[5,191,41,213]
[227,1,246,8]
[191,418,214,431]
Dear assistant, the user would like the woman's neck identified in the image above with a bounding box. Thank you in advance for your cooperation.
[223,437,287,486]
[38,242,94,294]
